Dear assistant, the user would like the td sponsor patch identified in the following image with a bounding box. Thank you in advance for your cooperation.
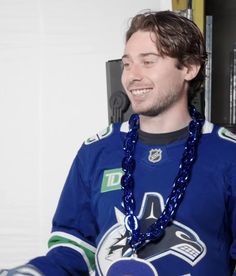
[101,168,123,193]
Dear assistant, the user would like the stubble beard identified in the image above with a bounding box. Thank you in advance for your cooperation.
[132,90,181,117]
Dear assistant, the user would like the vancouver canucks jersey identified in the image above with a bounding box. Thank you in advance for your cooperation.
[29,121,236,276]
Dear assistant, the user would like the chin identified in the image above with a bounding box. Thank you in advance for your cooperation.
[131,105,150,115]
[132,106,160,117]
[139,111,161,117]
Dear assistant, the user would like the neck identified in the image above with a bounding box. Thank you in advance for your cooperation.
[139,104,191,134]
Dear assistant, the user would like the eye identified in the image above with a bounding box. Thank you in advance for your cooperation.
[143,60,154,66]
[123,62,130,67]
[122,61,131,70]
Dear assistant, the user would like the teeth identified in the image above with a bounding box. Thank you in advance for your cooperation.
[130,88,152,95]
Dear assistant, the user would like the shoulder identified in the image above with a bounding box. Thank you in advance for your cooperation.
[75,122,129,175]
[203,121,236,145]
[83,121,129,146]
[201,121,236,161]
[217,126,236,145]
[83,124,115,145]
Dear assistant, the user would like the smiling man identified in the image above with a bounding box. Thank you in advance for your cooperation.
[2,10,236,276]
[121,12,204,134]
[122,31,194,133]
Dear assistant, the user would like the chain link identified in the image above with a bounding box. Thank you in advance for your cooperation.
[121,105,204,252]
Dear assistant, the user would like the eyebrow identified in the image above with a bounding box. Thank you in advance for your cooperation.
[121,52,159,60]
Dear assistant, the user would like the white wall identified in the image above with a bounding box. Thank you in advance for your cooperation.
[0,0,171,267]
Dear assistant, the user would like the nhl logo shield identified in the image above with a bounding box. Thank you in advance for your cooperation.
[148,149,162,163]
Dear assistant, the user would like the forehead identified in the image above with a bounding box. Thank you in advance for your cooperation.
[123,30,158,56]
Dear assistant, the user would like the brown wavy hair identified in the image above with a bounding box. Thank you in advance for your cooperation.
[125,10,207,99]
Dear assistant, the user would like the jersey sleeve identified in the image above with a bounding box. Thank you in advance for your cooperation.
[29,146,98,275]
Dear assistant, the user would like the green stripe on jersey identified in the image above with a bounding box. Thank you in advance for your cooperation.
[48,235,96,271]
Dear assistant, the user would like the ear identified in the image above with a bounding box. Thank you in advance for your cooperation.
[184,63,201,81]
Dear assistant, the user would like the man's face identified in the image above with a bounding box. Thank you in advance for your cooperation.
[121,30,190,117]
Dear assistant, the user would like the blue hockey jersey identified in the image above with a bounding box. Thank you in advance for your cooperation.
[29,120,236,275]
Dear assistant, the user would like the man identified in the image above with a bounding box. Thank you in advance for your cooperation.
[2,10,236,276]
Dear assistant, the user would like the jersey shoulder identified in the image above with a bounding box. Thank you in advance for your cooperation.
[84,124,114,145]
[217,126,236,145]
[83,121,129,146]
[208,124,236,146]
[202,122,236,162]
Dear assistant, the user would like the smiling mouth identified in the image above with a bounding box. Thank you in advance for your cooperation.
[130,88,153,96]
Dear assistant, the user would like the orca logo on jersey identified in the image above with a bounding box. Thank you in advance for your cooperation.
[96,193,206,276]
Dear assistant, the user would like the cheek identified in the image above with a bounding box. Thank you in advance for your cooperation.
[159,70,184,86]
[121,72,127,89]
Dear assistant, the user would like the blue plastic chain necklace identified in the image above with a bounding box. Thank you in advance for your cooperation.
[121,105,204,254]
